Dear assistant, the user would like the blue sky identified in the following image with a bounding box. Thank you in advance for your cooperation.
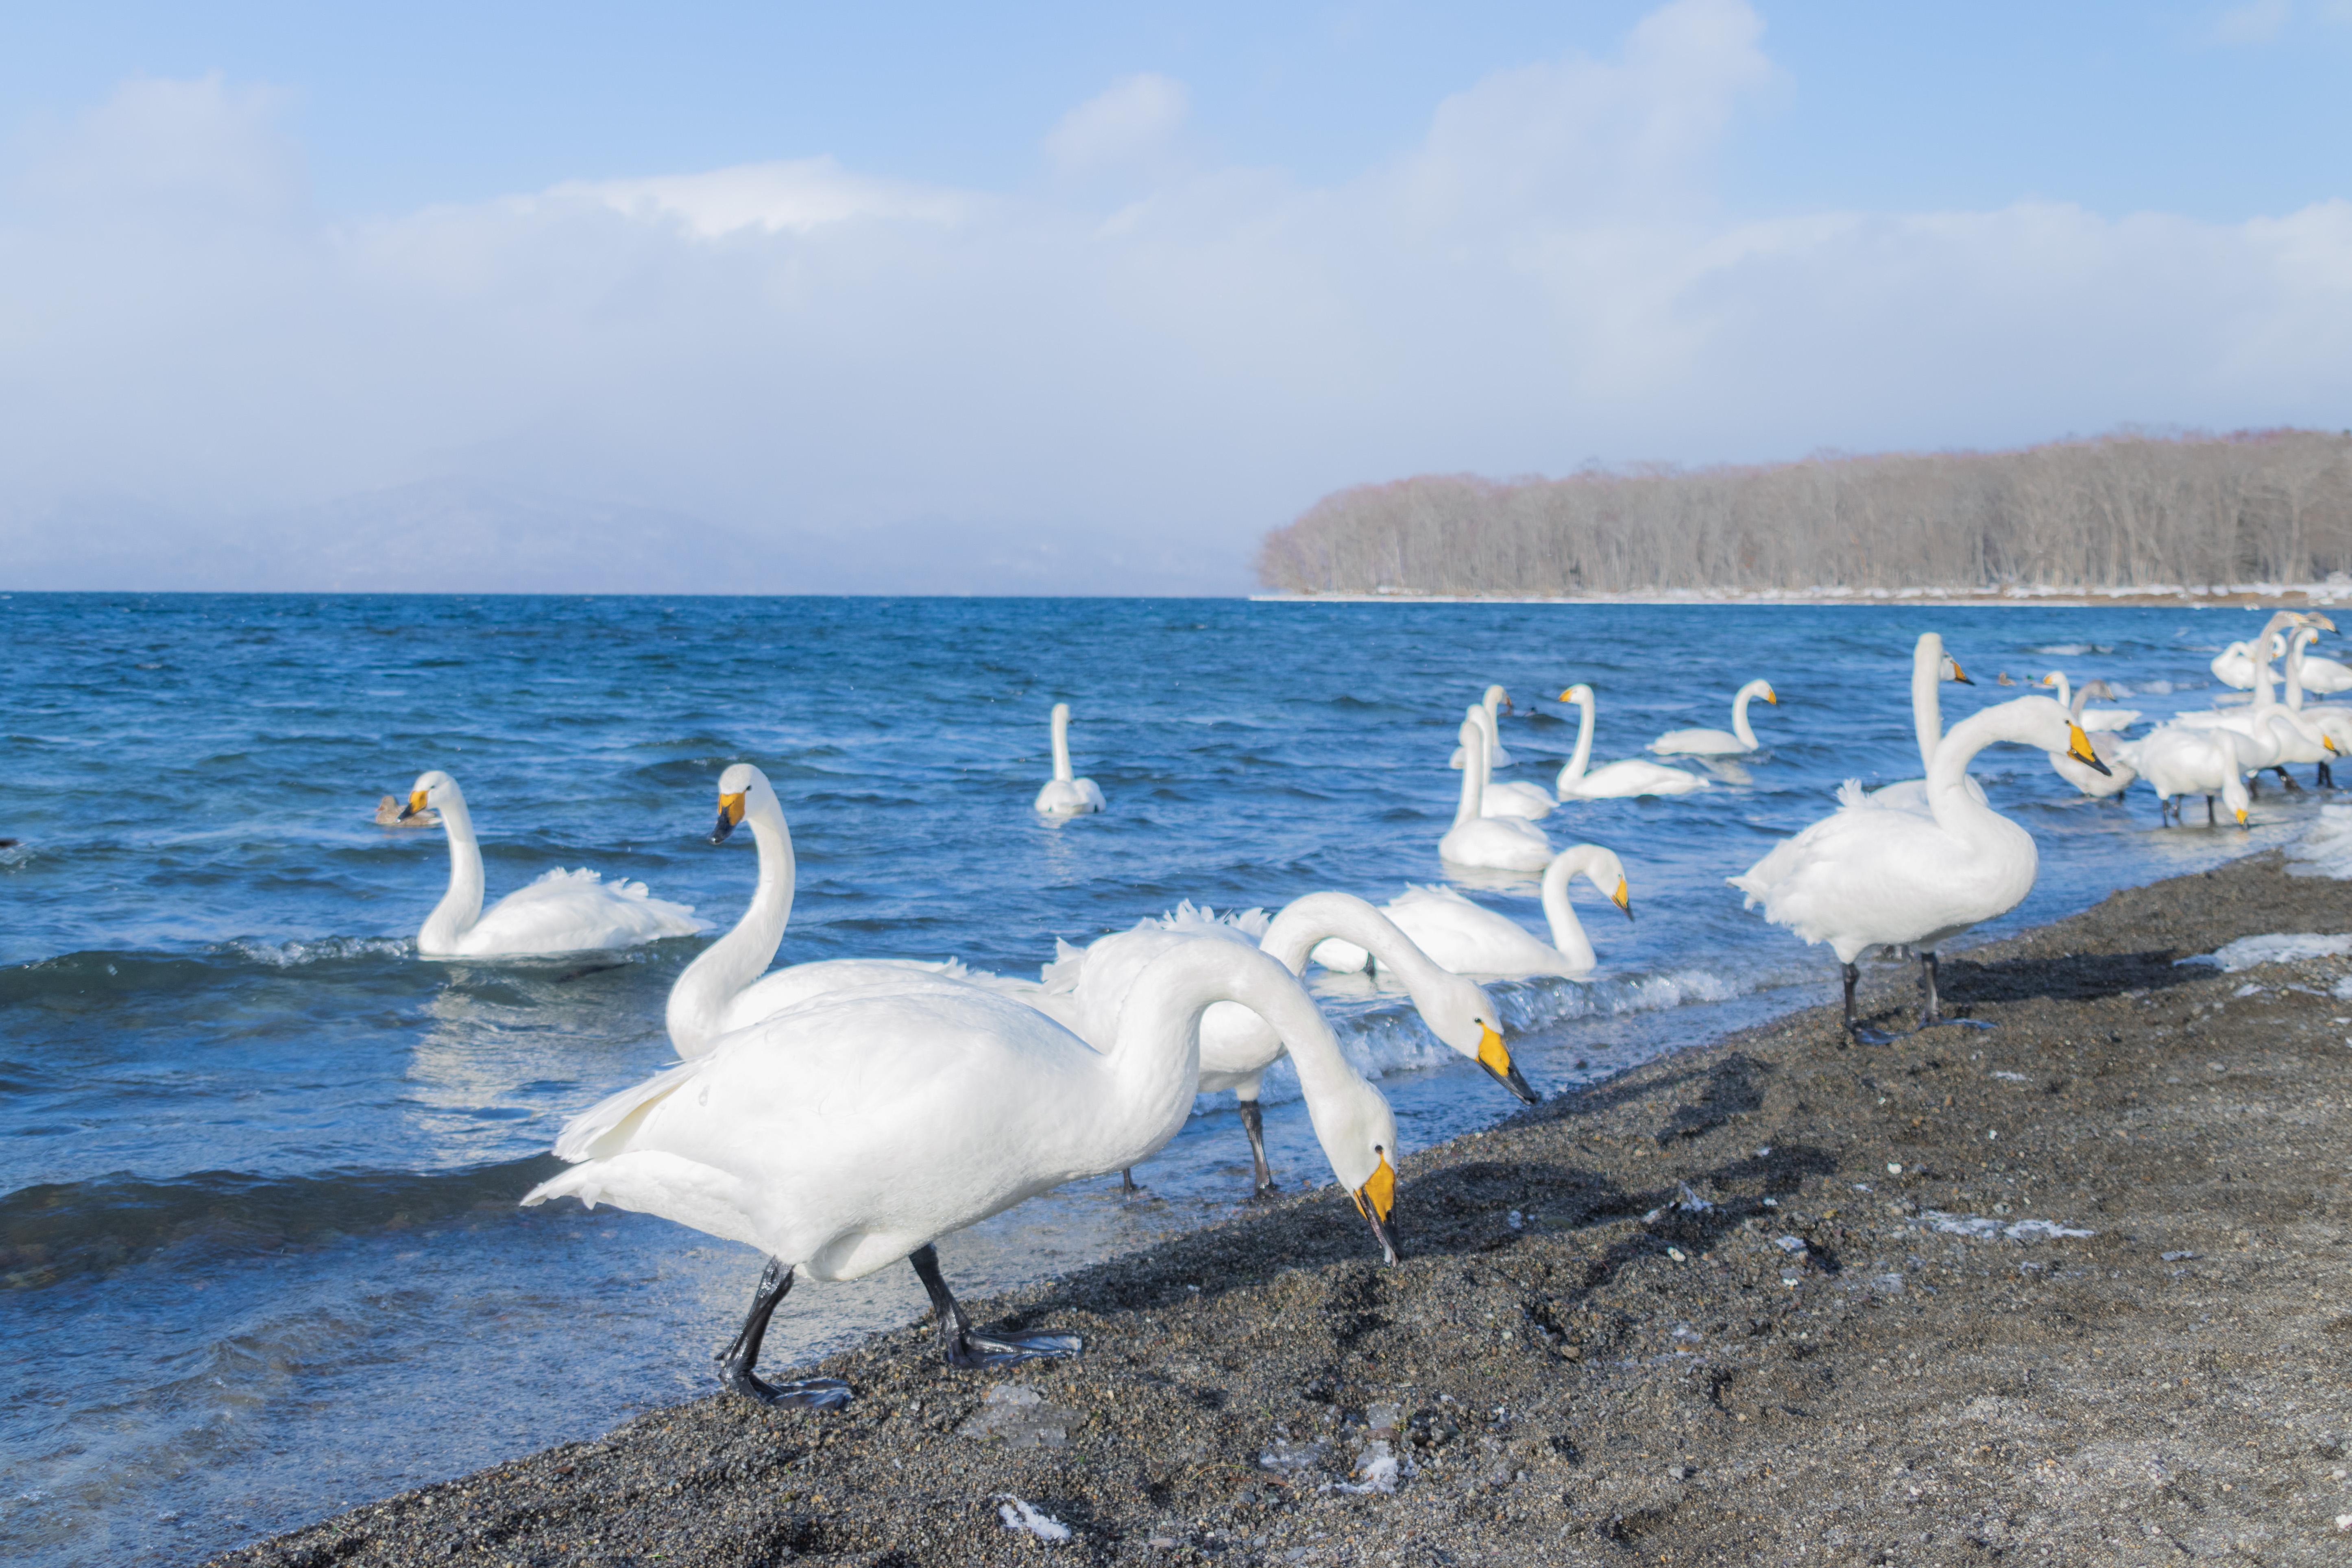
[4,1,2350,590]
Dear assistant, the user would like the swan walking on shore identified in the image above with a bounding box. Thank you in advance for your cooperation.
[1051,893,1527,1193]
[1650,679,1777,757]
[399,771,705,958]
[1730,697,2108,1041]
[1449,685,1514,769]
[1034,703,1106,817]
[524,941,1402,1405]
[1439,712,1552,871]
[1552,685,1706,798]
[1314,845,1632,979]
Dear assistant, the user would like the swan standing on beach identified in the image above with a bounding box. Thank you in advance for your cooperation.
[1313,845,1632,980]
[398,771,706,958]
[1449,685,1514,769]
[1033,702,1105,817]
[1730,697,2108,1040]
[2128,726,2252,827]
[1465,705,1555,818]
[523,941,1403,1405]
[1552,686,1706,798]
[1861,633,1976,812]
[1650,679,1777,757]
[1049,892,1528,1193]
[1439,713,1553,871]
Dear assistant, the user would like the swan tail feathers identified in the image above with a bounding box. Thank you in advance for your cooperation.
[1834,779,1868,810]
[551,1059,701,1164]
[1040,938,1089,992]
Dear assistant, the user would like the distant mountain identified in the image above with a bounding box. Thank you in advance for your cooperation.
[0,480,1250,595]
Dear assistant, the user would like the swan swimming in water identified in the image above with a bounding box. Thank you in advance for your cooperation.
[1551,685,1706,798]
[524,940,1402,1406]
[1312,844,1632,980]
[399,770,706,959]
[1449,685,1514,769]
[2040,678,2138,799]
[1033,702,1106,817]
[1438,712,1552,871]
[1463,704,1555,818]
[1649,678,1777,757]
[1730,697,2108,1040]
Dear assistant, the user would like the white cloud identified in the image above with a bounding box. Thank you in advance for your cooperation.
[1042,73,1190,181]
[2,0,2349,592]
[2211,0,2292,45]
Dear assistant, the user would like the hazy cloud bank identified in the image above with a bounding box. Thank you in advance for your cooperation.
[3,0,2348,594]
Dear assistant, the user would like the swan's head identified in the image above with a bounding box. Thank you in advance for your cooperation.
[710,763,778,844]
[1942,655,1973,685]
[1584,846,1634,921]
[1484,684,1512,713]
[1421,973,1533,1104]
[1320,1082,1404,1265]
[399,770,460,821]
[2009,696,2109,774]
[1557,683,1595,707]
[1737,678,1778,706]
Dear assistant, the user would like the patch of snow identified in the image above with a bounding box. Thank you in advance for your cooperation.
[1922,1212,2095,1241]
[2288,806,2352,879]
[2180,933,2352,971]
[995,1495,1072,1542]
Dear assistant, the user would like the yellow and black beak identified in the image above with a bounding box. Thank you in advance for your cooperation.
[396,788,431,822]
[1762,685,1779,705]
[2236,805,2250,826]
[1951,660,1974,685]
[1612,877,1633,920]
[1352,1149,1400,1265]
[1476,1024,1539,1104]
[2066,724,2111,775]
[711,791,748,845]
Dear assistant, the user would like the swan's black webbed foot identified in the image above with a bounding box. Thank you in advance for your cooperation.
[716,1256,853,1409]
[1912,953,1992,1034]
[1239,1101,1280,1198]
[911,1243,1083,1372]
[1120,1167,1146,1195]
[1840,962,1896,1044]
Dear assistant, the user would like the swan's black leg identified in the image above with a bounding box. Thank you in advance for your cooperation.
[2206,795,2218,825]
[1120,1167,1142,1193]
[910,1243,1082,1370]
[2275,765,2302,792]
[2248,774,2261,801]
[1916,951,1992,1034]
[1843,962,1896,1045]
[1240,1101,1279,1198]
[2321,761,2335,789]
[715,1257,852,1409]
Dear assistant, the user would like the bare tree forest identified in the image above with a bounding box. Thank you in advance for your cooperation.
[1256,430,2352,596]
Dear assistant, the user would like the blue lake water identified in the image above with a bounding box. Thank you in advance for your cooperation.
[0,592,2302,1565]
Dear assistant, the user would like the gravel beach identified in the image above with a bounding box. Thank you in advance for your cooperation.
[213,851,2352,1567]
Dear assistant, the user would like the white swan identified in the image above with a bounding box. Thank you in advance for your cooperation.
[1033,702,1105,817]
[2285,626,2352,699]
[2210,632,2290,690]
[399,770,706,959]
[1649,678,1777,757]
[2128,726,2251,827]
[2043,679,2137,799]
[1046,892,1525,1192]
[1730,696,2108,1039]
[666,765,1076,1054]
[1465,705,1555,818]
[2165,612,2336,782]
[1438,712,1553,871]
[2284,632,2352,787]
[1857,633,1981,813]
[1313,845,1632,980]
[1552,685,1706,798]
[1448,685,1514,769]
[523,940,1402,1405]
[2035,672,2140,732]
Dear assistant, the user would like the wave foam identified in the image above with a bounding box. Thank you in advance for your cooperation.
[2289,805,2352,879]
[222,936,415,967]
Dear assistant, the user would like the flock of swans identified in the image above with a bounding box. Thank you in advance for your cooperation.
[377,618,2336,1406]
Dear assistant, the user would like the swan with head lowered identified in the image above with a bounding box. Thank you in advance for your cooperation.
[2163,611,2337,789]
[1731,696,2109,1040]
[1044,892,1526,1193]
[1440,712,1553,871]
[398,770,706,959]
[2125,725,2251,827]
[1033,702,1105,817]
[1311,845,1632,980]
[1552,685,1705,798]
[1650,679,1777,757]
[1449,685,1514,769]
[523,940,1403,1407]
[2039,677,2138,799]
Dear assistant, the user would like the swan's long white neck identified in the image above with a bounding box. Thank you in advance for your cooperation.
[1261,891,1454,1003]
[1538,851,1600,970]
[1913,637,1946,774]
[2287,628,2313,710]
[2251,612,2299,715]
[421,788,485,951]
[1451,717,1485,829]
[665,792,795,1058]
[2043,670,2072,715]
[1732,685,1762,750]
[1106,942,1375,1180]
[1560,689,1596,785]
[1925,702,2052,837]
[1050,704,1075,782]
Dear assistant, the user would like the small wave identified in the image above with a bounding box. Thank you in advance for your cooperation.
[222,935,415,966]
[2027,643,2112,656]
[0,840,32,870]
[2288,805,2352,880]
[1,1156,563,1291]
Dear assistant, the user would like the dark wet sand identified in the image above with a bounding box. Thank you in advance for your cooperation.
[214,852,2352,1566]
